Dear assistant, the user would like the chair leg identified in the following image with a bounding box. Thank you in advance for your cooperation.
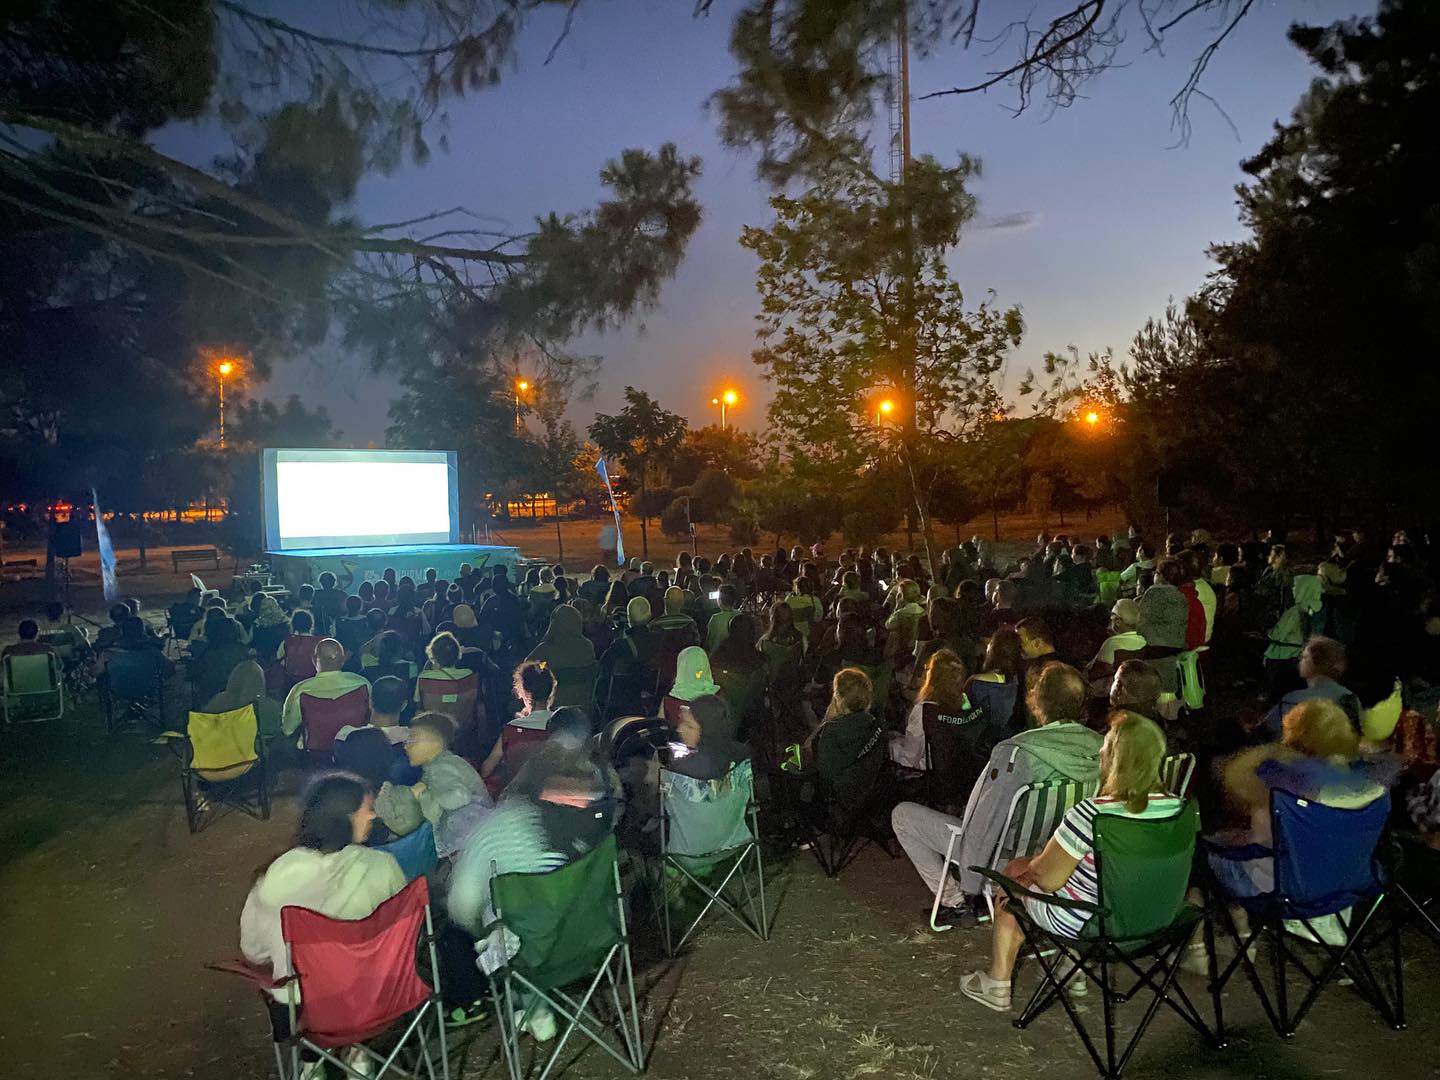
[1203,906,1226,1046]
[1099,955,1118,1079]
[929,829,961,933]
[1272,924,1293,1037]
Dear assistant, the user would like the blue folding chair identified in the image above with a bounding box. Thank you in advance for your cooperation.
[1202,788,1403,1037]
[372,821,438,883]
[965,678,1019,733]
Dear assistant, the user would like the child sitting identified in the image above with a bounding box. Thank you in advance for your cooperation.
[404,712,493,858]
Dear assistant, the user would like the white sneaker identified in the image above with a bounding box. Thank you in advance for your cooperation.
[960,971,1012,1012]
[514,1004,558,1042]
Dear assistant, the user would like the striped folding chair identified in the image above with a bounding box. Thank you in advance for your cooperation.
[1161,752,1197,799]
[930,776,1095,931]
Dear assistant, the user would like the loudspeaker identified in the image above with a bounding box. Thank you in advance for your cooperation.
[52,520,82,558]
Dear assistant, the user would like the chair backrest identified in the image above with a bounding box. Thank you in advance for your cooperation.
[299,685,370,754]
[856,662,893,717]
[107,649,163,700]
[417,670,478,727]
[282,635,324,680]
[965,679,1019,732]
[550,662,598,710]
[492,834,624,990]
[187,704,259,777]
[995,777,1093,867]
[923,701,1002,806]
[1176,646,1207,710]
[714,664,767,737]
[660,759,755,858]
[281,876,432,1049]
[1092,800,1201,940]
[4,651,61,696]
[814,713,888,814]
[1159,752,1196,798]
[372,821,438,883]
[1271,787,1389,919]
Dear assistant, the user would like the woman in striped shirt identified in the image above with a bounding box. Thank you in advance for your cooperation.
[961,712,1180,1012]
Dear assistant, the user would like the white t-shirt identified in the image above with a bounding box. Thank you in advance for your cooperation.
[240,845,405,999]
[1094,630,1146,666]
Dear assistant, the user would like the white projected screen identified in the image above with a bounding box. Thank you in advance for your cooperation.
[265,450,456,550]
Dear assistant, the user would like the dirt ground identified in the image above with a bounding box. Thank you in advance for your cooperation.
[3,685,1437,1080]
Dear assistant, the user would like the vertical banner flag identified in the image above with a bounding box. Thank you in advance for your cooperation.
[595,457,625,568]
[91,487,119,603]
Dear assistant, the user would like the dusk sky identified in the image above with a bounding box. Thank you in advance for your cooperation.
[251,0,1369,442]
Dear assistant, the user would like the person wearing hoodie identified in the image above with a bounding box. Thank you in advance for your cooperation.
[662,645,725,731]
[1262,634,1359,736]
[651,586,701,697]
[597,596,656,719]
[891,661,1103,927]
[523,603,597,709]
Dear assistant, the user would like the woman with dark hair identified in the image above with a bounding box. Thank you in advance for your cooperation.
[240,774,404,1003]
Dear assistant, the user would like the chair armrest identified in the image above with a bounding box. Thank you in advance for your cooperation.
[974,867,1102,915]
[206,956,290,992]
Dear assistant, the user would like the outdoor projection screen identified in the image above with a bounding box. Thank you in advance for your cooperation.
[261,448,459,551]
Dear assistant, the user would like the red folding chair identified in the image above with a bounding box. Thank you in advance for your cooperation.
[212,877,449,1080]
[281,635,324,690]
[298,686,370,761]
[417,670,478,731]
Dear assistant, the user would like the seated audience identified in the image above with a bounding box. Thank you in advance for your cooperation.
[663,645,726,732]
[706,584,742,652]
[334,675,412,796]
[1264,633,1357,735]
[3,619,51,659]
[167,589,204,641]
[1136,559,1190,651]
[313,572,346,636]
[959,712,1180,1011]
[1087,598,1146,685]
[807,667,886,810]
[281,638,371,737]
[892,662,1102,926]
[524,603,597,675]
[333,595,371,659]
[204,660,282,741]
[404,711,493,858]
[892,649,968,771]
[240,773,405,1022]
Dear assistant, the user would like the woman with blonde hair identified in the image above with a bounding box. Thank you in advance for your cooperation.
[961,711,1181,1012]
[808,667,885,810]
[891,649,968,770]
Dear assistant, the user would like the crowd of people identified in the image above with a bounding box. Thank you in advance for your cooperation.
[16,523,1440,1070]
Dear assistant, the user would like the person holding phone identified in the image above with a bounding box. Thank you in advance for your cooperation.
[705,584,742,651]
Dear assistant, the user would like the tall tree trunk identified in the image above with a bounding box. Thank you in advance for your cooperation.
[555,512,564,564]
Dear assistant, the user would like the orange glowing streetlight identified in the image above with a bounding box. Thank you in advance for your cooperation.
[513,378,530,433]
[711,388,739,429]
[214,356,241,448]
[1085,410,1100,426]
[877,397,896,425]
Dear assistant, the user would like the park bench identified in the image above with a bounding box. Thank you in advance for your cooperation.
[172,547,221,573]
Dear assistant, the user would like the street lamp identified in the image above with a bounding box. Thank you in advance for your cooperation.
[877,397,895,426]
[514,379,529,434]
[1084,410,1100,426]
[711,388,739,430]
[215,357,238,448]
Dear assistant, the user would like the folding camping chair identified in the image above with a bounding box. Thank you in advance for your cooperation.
[298,685,370,762]
[1160,752,1196,799]
[654,759,768,956]
[373,821,439,883]
[922,700,1005,816]
[2,651,65,724]
[101,649,168,732]
[417,670,478,731]
[281,634,325,690]
[487,835,644,1080]
[168,703,271,833]
[1202,788,1404,1038]
[797,716,889,877]
[930,776,1092,932]
[964,678,1019,735]
[249,877,448,1080]
[978,801,1222,1079]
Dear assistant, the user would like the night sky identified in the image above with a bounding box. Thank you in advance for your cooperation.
[229,0,1367,441]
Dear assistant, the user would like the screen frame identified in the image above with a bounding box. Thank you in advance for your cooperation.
[260,448,460,552]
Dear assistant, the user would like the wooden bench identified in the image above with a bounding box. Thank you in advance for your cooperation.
[172,547,221,573]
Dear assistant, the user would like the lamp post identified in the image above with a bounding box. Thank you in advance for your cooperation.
[711,388,739,430]
[514,379,529,434]
[216,358,237,448]
[877,397,895,427]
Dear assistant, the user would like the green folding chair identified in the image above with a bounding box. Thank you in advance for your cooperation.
[2,651,65,724]
[655,759,768,955]
[487,835,644,1080]
[978,801,1223,1079]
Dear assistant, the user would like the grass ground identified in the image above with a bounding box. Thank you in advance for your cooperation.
[2,687,1435,1080]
